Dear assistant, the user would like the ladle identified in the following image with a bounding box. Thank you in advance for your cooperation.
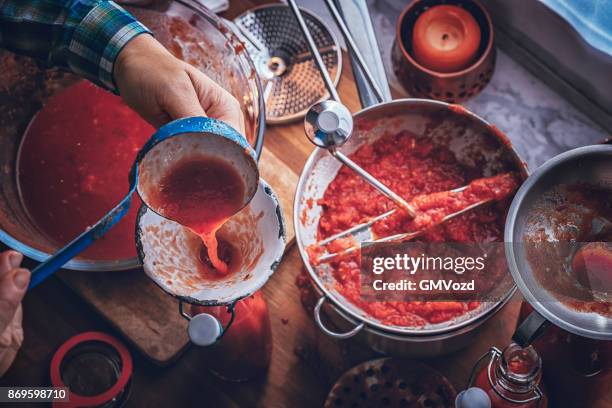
[28,117,259,289]
[287,0,417,218]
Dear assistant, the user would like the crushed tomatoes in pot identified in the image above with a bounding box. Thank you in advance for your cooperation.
[310,130,519,327]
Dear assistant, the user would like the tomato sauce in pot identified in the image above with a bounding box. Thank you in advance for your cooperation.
[18,81,153,261]
[314,130,519,327]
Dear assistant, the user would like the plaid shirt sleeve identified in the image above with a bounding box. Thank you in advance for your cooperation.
[0,0,151,92]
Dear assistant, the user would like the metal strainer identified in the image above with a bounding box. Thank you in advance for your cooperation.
[233,4,341,124]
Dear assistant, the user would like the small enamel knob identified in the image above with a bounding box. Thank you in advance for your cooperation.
[455,387,491,408]
[187,313,222,347]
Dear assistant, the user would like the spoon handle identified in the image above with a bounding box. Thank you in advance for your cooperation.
[331,150,417,217]
[28,189,135,290]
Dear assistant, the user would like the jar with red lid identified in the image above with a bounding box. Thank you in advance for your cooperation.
[516,302,611,408]
[188,291,272,382]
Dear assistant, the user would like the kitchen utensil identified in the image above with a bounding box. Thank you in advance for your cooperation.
[233,4,341,124]
[313,178,512,263]
[291,0,513,242]
[29,117,259,290]
[392,0,495,103]
[505,144,612,341]
[324,358,456,408]
[292,0,527,355]
[334,0,393,106]
[288,0,416,216]
[0,0,265,272]
[136,177,286,346]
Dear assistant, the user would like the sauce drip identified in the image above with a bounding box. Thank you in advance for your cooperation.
[198,236,242,279]
[152,156,245,274]
[18,81,153,260]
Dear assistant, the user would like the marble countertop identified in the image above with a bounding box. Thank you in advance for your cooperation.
[298,0,607,170]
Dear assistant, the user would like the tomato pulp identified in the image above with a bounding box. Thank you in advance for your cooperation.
[149,156,246,275]
[315,130,519,327]
[18,81,153,261]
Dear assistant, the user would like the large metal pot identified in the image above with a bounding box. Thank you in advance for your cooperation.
[0,0,265,271]
[294,99,528,356]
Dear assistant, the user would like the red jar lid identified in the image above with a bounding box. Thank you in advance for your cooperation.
[50,332,133,407]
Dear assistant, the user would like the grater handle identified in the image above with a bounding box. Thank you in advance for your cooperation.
[287,0,341,102]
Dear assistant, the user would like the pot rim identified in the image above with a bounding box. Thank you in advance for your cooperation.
[294,98,526,336]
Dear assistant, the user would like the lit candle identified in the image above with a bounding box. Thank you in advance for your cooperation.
[411,5,481,73]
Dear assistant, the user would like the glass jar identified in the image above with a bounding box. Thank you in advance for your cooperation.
[189,291,272,382]
[472,343,548,408]
[517,302,611,408]
[458,342,549,408]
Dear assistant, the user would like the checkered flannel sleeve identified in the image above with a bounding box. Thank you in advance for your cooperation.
[0,0,151,92]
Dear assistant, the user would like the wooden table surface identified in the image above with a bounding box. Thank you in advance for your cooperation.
[1,1,609,407]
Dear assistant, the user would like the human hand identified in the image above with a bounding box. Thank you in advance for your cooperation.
[0,251,30,375]
[0,252,29,331]
[114,34,245,133]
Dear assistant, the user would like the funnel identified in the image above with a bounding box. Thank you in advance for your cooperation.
[136,179,286,345]
[506,145,612,342]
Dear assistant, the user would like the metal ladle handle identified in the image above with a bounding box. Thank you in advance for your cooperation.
[287,0,416,218]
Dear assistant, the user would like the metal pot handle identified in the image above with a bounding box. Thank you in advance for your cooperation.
[314,296,364,339]
[512,309,550,347]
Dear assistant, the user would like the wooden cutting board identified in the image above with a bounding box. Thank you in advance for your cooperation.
[57,145,299,365]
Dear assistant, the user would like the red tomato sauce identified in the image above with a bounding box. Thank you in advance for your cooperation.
[18,81,153,261]
[315,130,518,327]
[148,156,245,275]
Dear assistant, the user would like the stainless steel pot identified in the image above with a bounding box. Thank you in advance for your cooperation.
[294,100,527,356]
[288,0,528,356]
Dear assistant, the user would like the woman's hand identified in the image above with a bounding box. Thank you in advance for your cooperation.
[113,34,245,133]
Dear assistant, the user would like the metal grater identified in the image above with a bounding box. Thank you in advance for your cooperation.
[233,4,342,124]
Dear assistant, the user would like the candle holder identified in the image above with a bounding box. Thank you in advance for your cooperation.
[391,0,495,103]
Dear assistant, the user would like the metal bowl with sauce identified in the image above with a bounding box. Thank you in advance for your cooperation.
[0,0,265,271]
[294,100,527,356]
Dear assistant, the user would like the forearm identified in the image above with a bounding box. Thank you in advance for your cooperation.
[0,0,150,91]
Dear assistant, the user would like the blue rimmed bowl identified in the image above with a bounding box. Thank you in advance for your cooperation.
[0,0,265,271]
